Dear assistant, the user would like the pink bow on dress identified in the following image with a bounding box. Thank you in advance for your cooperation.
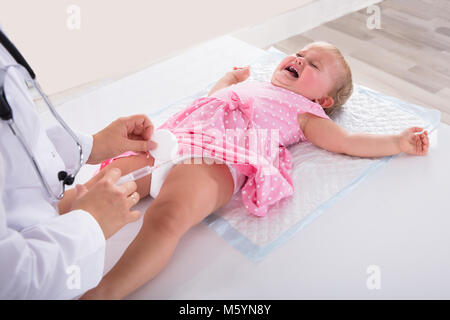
[226,91,254,123]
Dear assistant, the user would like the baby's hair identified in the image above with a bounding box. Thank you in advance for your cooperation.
[303,41,353,118]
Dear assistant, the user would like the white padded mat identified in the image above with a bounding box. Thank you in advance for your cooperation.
[145,48,440,261]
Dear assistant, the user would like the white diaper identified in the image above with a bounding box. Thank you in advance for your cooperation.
[149,130,246,198]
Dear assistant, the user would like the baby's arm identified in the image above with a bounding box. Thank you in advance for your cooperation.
[298,113,429,157]
[208,66,250,96]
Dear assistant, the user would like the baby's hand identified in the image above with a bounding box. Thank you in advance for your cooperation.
[398,127,429,156]
[226,66,250,84]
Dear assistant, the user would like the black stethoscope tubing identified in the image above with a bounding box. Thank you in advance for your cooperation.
[0,30,35,121]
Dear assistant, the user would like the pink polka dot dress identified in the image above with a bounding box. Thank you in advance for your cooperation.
[158,81,331,217]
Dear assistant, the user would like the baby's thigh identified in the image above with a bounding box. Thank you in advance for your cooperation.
[154,159,234,226]
[103,154,154,198]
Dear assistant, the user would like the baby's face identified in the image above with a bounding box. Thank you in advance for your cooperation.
[271,46,340,104]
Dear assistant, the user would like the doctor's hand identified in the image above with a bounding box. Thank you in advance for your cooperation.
[88,114,158,164]
[70,167,141,239]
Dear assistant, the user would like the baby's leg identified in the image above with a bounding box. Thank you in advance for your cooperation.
[82,159,235,299]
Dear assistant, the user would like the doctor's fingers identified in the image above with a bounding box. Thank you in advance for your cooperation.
[126,192,141,208]
[100,167,122,184]
[123,114,154,140]
[117,180,138,197]
[127,210,142,223]
[89,165,116,184]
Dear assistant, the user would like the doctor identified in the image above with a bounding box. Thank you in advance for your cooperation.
[0,30,157,299]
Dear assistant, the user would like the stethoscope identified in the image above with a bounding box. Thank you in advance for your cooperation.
[0,30,83,201]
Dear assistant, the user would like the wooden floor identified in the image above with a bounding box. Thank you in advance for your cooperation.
[271,0,450,124]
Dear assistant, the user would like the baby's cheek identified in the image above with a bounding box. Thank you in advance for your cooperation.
[296,80,316,100]
[302,72,325,97]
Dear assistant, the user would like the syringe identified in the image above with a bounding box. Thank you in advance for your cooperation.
[115,159,174,186]
[116,166,154,186]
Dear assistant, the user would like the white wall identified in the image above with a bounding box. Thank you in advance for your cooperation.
[0,0,314,94]
[0,0,381,95]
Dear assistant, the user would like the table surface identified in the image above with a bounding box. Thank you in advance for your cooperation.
[53,36,450,299]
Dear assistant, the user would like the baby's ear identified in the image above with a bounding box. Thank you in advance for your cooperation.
[315,96,334,108]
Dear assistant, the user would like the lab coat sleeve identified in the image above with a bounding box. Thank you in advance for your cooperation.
[46,125,93,168]
[0,211,105,299]
[0,154,105,299]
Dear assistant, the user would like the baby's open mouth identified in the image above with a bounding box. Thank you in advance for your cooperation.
[284,65,299,78]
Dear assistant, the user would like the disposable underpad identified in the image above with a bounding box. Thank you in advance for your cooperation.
[146,47,441,262]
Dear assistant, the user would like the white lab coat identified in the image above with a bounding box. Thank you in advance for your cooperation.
[0,39,105,299]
